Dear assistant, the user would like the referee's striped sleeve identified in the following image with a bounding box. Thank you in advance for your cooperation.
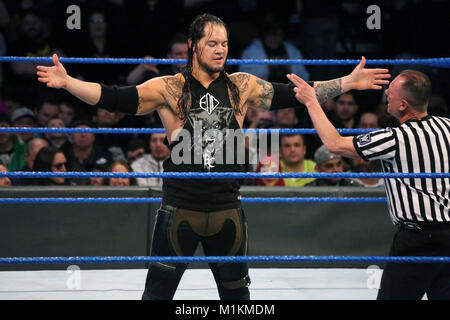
[353,128,397,161]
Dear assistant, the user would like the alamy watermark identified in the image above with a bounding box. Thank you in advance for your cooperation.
[66,5,81,30]
[66,265,81,290]
[366,5,381,30]
[366,264,382,289]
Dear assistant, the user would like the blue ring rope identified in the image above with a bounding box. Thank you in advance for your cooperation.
[2,56,450,66]
[1,172,449,179]
[0,127,375,135]
[0,197,387,204]
[0,255,448,265]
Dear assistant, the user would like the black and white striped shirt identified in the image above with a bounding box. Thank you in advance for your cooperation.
[353,115,450,225]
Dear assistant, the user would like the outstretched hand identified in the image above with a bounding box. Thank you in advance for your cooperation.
[349,56,390,90]
[36,53,68,88]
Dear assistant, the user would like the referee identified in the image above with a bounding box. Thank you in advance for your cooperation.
[288,69,450,300]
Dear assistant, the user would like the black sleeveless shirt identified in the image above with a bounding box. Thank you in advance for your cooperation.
[162,73,242,211]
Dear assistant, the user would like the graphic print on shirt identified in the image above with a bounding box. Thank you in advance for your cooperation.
[187,92,236,171]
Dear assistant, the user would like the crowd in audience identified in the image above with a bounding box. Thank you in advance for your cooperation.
[0,0,449,188]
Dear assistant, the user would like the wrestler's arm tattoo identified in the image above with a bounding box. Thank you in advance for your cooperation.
[163,77,183,102]
[255,79,274,110]
[231,73,250,94]
[314,78,343,104]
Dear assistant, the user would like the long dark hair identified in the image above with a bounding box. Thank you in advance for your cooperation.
[178,13,241,121]
[32,146,67,185]
[107,160,137,186]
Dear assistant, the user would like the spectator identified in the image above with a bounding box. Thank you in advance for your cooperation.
[8,10,53,78]
[35,97,59,127]
[242,107,276,173]
[0,163,11,186]
[0,112,26,171]
[357,112,379,129]
[305,144,356,187]
[244,108,274,129]
[132,0,185,59]
[279,134,316,187]
[124,138,146,164]
[11,107,36,143]
[131,133,170,188]
[32,145,68,186]
[23,137,49,171]
[44,117,68,149]
[126,33,188,85]
[243,128,278,174]
[334,92,359,129]
[12,137,48,185]
[58,100,76,127]
[253,155,284,186]
[6,9,57,105]
[92,107,126,160]
[239,18,309,82]
[298,1,340,80]
[108,160,136,186]
[88,163,106,186]
[349,158,384,188]
[375,102,399,128]
[273,108,298,128]
[62,120,113,185]
[73,10,126,84]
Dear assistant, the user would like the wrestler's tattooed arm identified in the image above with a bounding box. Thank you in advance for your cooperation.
[313,78,343,104]
[246,74,344,111]
[231,73,251,94]
[254,78,274,111]
[135,76,180,115]
[162,76,183,102]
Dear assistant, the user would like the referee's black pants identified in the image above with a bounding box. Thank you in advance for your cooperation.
[377,224,450,300]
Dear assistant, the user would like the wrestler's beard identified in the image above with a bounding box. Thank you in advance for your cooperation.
[197,56,226,74]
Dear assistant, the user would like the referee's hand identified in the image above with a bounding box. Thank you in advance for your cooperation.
[287,73,318,107]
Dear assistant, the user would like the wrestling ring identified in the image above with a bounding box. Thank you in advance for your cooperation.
[0,56,449,300]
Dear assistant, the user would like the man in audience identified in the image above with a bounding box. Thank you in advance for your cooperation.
[279,134,316,187]
[357,112,379,129]
[124,138,146,164]
[35,97,59,127]
[273,108,298,128]
[349,158,384,188]
[126,33,188,85]
[0,112,27,171]
[92,107,127,161]
[44,117,68,149]
[12,137,48,185]
[131,133,169,188]
[11,107,36,143]
[62,120,113,185]
[334,92,359,129]
[305,144,356,186]
[58,100,76,127]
